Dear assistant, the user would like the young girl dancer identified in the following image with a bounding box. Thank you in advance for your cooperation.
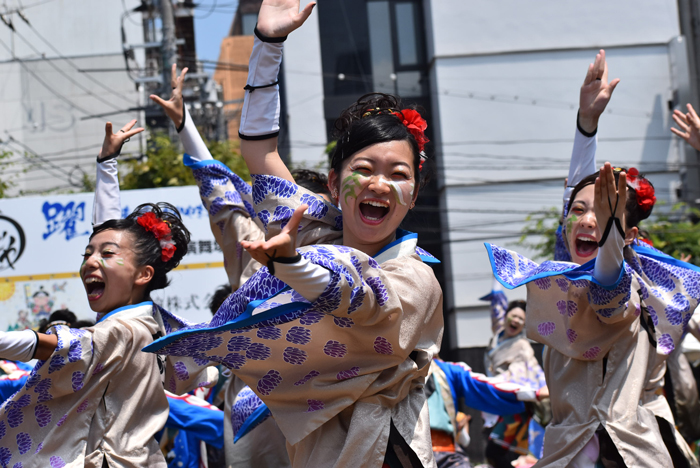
[145,1,446,466]
[0,122,216,466]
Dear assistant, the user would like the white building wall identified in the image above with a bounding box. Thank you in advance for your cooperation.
[0,0,144,195]
[427,0,683,347]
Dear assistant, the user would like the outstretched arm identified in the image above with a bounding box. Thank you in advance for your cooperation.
[239,0,315,182]
[93,120,144,225]
[672,103,700,151]
[593,163,627,286]
[564,50,620,210]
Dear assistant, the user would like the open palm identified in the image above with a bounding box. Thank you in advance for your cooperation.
[257,0,316,38]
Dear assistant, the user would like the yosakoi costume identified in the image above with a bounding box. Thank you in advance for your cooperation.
[485,240,700,467]
[480,287,546,461]
[144,174,445,468]
[426,359,538,468]
[177,105,290,468]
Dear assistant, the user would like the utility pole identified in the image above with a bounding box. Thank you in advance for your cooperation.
[159,0,177,93]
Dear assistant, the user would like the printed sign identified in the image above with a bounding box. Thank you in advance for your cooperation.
[0,186,229,331]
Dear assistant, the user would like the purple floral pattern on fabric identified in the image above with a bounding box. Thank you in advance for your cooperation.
[647,304,659,326]
[34,405,51,427]
[227,336,252,352]
[0,447,10,466]
[350,255,363,277]
[24,372,40,390]
[225,189,243,205]
[252,175,298,205]
[193,356,210,367]
[335,215,343,231]
[336,367,360,380]
[71,371,84,392]
[48,354,65,374]
[245,343,271,360]
[537,322,555,337]
[582,347,601,359]
[665,293,690,326]
[209,197,226,216]
[7,408,22,428]
[588,271,632,306]
[294,370,319,386]
[243,200,256,218]
[306,399,324,412]
[555,278,569,293]
[415,246,438,262]
[566,329,577,343]
[16,432,31,455]
[76,399,89,413]
[173,362,190,381]
[323,340,347,358]
[257,210,270,230]
[0,421,5,440]
[66,340,82,363]
[534,278,551,290]
[221,353,246,370]
[92,363,105,376]
[286,327,311,345]
[299,311,324,325]
[554,225,571,262]
[300,193,329,219]
[640,257,677,292]
[492,246,518,283]
[659,333,675,354]
[366,276,388,306]
[257,370,282,396]
[14,396,30,410]
[283,347,307,365]
[161,334,223,358]
[333,316,354,328]
[347,287,366,315]
[273,205,295,230]
[232,387,264,435]
[373,336,393,355]
[257,327,282,340]
[56,414,67,427]
[12,463,21,468]
[49,455,65,468]
[34,443,42,454]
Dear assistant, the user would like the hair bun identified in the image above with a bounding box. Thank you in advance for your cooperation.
[334,93,402,134]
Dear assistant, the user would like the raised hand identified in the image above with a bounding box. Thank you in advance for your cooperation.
[594,162,627,238]
[149,63,188,128]
[256,0,316,38]
[671,103,700,151]
[240,205,308,266]
[97,119,144,163]
[579,50,620,134]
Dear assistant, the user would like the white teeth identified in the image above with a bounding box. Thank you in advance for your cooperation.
[576,236,596,242]
[362,200,389,208]
[85,277,103,284]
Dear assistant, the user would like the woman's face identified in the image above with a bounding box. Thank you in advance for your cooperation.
[504,307,526,337]
[329,140,417,255]
[80,229,152,313]
[565,185,600,266]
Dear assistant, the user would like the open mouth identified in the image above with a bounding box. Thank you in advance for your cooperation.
[84,276,105,301]
[575,235,598,258]
[359,200,389,224]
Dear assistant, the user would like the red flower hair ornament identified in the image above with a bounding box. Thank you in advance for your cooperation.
[136,212,177,262]
[392,109,429,171]
[625,167,656,212]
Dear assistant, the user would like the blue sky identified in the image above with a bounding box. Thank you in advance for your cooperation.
[193,1,239,69]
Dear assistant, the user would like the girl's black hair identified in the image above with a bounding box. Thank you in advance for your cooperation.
[291,169,331,197]
[566,169,654,230]
[507,300,527,314]
[329,93,426,188]
[90,202,190,296]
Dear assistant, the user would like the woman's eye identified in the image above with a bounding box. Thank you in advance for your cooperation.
[354,167,371,174]
[392,172,409,179]
[81,253,90,259]
[102,251,115,257]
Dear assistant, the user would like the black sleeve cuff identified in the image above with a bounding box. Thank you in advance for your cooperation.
[176,101,186,133]
[576,110,597,138]
[238,130,280,141]
[254,25,287,43]
[30,329,39,360]
[266,253,301,275]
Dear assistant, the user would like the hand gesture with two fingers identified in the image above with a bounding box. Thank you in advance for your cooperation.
[240,205,308,267]
[97,119,144,163]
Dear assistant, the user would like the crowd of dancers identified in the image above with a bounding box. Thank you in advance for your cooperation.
[2,1,700,467]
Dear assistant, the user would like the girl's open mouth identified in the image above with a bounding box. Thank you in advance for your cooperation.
[359,200,389,225]
[85,276,105,301]
[575,235,598,258]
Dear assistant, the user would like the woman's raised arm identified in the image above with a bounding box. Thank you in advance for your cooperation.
[238,0,316,182]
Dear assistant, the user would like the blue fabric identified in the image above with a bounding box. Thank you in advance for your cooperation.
[0,375,27,402]
[165,396,224,448]
[427,374,454,433]
[183,153,229,170]
[434,360,525,415]
[167,430,201,468]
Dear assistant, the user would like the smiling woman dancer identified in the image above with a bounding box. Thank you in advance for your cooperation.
[0,121,217,466]
[144,1,444,467]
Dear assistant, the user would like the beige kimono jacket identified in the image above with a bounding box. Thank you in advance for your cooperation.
[147,174,444,468]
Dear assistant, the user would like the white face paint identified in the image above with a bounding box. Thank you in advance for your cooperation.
[375,176,415,206]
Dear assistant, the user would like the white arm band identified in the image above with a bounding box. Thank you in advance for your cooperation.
[516,387,538,402]
[271,256,331,303]
[238,30,283,140]
[563,126,597,211]
[593,228,625,286]
[0,330,38,362]
[178,105,213,162]
[93,158,122,225]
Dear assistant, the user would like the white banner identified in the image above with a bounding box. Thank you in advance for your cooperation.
[0,186,229,330]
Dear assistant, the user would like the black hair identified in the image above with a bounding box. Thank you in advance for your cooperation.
[291,169,331,197]
[566,169,654,230]
[208,283,232,315]
[38,309,77,333]
[507,300,527,314]
[329,93,426,188]
[90,202,190,296]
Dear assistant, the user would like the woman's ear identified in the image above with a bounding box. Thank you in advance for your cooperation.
[135,265,155,286]
[624,226,638,246]
[327,168,340,204]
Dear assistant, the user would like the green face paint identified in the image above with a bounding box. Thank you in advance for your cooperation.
[99,258,110,268]
[116,258,124,266]
[341,171,367,205]
[566,214,578,233]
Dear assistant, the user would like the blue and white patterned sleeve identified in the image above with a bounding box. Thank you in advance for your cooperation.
[480,279,508,334]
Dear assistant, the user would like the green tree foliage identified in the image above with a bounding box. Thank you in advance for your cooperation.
[518,202,700,266]
[0,150,17,198]
[119,132,249,190]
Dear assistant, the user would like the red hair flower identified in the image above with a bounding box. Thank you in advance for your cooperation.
[392,109,429,153]
[137,212,177,262]
[624,167,656,211]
